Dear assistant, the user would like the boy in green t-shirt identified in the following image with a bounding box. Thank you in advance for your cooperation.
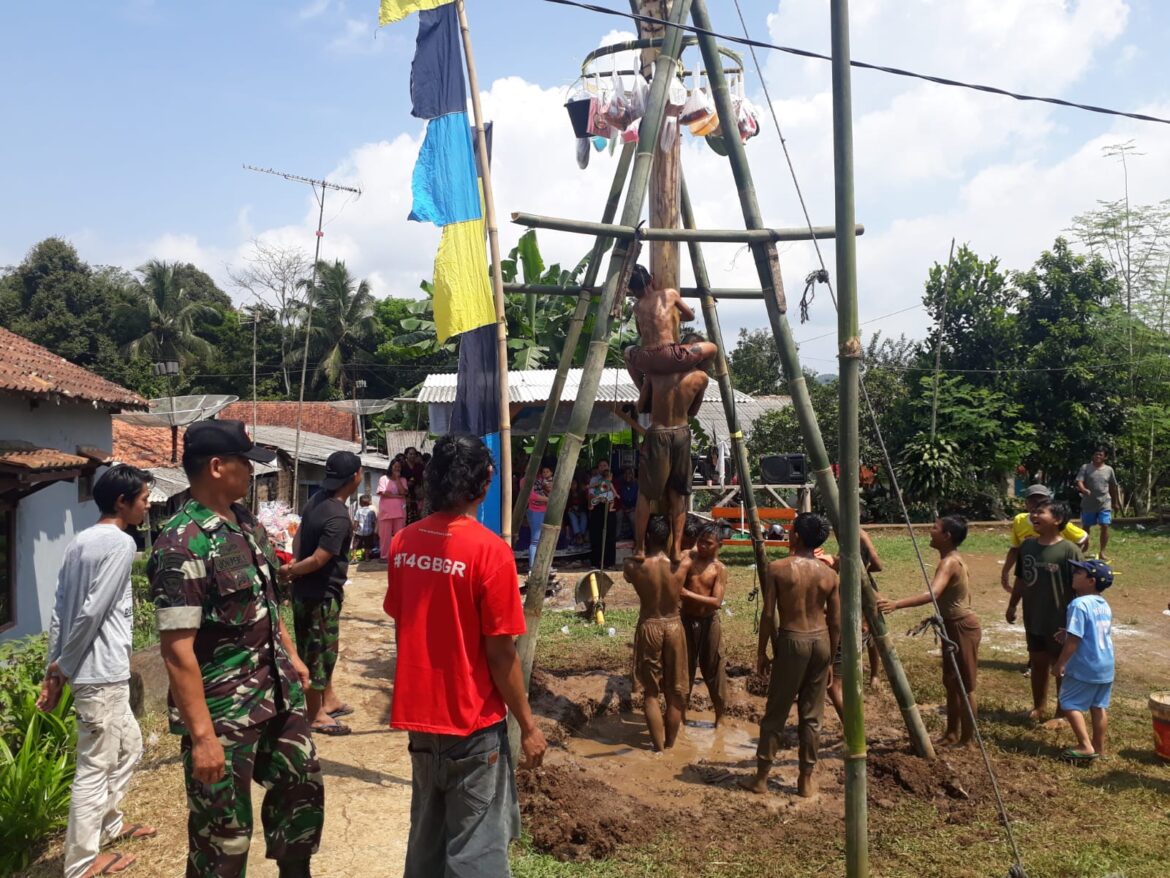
[1007,499,1082,722]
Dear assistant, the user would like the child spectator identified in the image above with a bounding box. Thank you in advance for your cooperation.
[1054,559,1115,761]
[566,477,588,546]
[527,463,553,568]
[1007,499,1082,721]
[878,516,980,747]
[353,494,378,558]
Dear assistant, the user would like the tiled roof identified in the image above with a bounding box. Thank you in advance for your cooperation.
[0,326,147,410]
[218,402,357,443]
[113,421,185,469]
[0,441,91,472]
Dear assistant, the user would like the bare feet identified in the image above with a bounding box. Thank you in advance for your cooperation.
[1027,708,1046,722]
[797,770,817,798]
[1040,717,1067,731]
[630,550,646,562]
[949,737,976,750]
[738,775,769,795]
[936,734,960,748]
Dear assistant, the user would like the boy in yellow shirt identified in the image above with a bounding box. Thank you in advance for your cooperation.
[1001,484,1088,593]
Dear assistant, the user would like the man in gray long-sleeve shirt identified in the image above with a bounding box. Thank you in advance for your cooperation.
[38,465,157,878]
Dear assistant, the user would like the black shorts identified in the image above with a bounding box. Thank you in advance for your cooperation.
[1025,631,1061,658]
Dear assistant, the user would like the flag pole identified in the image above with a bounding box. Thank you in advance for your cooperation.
[457,0,512,540]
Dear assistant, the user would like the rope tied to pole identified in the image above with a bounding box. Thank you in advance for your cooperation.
[799,268,829,323]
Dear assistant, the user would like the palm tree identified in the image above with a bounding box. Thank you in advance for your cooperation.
[123,260,220,365]
[299,260,378,396]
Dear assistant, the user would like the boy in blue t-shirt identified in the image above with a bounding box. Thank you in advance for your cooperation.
[1053,558,1114,761]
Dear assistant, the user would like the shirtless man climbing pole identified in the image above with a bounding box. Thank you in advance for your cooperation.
[623,515,691,752]
[634,367,708,562]
[741,512,840,798]
[624,265,717,414]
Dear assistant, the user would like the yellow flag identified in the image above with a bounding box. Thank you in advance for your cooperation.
[379,0,453,25]
[432,218,495,343]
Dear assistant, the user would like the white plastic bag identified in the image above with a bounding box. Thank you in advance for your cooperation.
[601,65,633,131]
[679,72,715,126]
[666,77,687,117]
[627,74,649,124]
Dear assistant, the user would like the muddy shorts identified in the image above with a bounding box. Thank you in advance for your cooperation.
[942,613,981,693]
[638,425,693,501]
[634,616,690,699]
[758,630,831,771]
[682,612,729,713]
[624,342,710,377]
[293,596,341,691]
[404,720,520,878]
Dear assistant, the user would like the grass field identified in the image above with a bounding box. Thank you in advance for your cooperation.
[514,524,1170,878]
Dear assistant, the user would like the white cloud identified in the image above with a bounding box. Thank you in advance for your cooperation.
[128,1,1170,369]
[327,17,381,55]
[298,0,331,20]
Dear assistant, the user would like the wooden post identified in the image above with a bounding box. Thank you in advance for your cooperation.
[516,0,695,691]
[457,0,513,541]
[636,0,681,291]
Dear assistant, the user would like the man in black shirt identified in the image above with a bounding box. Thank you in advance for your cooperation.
[280,451,362,736]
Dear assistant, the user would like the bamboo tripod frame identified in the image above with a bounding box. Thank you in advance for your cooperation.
[511,0,932,802]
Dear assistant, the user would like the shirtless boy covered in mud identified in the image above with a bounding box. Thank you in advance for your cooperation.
[742,513,840,797]
[623,265,716,414]
[623,515,690,752]
[681,522,730,725]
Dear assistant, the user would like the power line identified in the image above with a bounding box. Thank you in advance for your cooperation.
[542,0,1170,126]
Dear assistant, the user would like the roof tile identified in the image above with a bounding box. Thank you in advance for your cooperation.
[0,326,148,410]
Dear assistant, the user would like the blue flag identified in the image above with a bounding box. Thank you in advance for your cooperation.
[411,4,466,119]
[451,324,501,533]
[409,111,481,226]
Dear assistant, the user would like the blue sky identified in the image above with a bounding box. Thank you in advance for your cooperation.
[4,1,1170,367]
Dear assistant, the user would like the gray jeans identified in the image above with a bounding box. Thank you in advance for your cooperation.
[404,720,520,878]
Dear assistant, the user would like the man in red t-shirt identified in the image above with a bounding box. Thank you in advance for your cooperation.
[384,434,547,877]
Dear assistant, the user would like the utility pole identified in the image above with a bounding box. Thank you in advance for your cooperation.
[241,301,262,512]
[244,165,361,506]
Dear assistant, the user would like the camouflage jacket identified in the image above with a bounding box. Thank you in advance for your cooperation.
[149,499,304,736]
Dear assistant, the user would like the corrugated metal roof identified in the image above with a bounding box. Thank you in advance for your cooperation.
[0,441,90,472]
[250,426,389,471]
[0,326,148,410]
[146,462,280,503]
[413,368,769,406]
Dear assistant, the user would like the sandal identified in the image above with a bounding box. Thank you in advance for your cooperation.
[110,824,157,843]
[327,705,354,719]
[83,852,136,876]
[312,722,352,736]
[1061,748,1099,763]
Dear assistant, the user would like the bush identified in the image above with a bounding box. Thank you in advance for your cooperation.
[0,636,77,873]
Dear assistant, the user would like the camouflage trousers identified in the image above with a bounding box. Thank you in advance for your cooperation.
[293,596,341,691]
[182,711,324,877]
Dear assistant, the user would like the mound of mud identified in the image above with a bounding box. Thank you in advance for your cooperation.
[868,748,988,814]
[518,765,653,861]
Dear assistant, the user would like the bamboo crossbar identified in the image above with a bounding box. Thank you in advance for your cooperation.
[510,212,863,243]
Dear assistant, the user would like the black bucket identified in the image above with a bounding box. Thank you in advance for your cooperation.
[565,98,592,138]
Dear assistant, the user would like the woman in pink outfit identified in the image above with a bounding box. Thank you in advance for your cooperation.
[376,459,409,560]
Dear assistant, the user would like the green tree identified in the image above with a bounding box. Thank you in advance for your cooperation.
[728,328,783,396]
[123,260,221,369]
[300,260,378,397]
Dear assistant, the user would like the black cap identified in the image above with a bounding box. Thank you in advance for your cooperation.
[321,450,362,491]
[184,420,276,464]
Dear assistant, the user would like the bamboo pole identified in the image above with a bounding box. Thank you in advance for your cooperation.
[679,175,770,601]
[830,0,868,871]
[511,142,636,536]
[511,212,860,242]
[687,0,933,769]
[457,0,512,540]
[516,0,695,690]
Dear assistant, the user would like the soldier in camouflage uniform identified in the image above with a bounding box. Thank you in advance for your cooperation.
[149,420,324,878]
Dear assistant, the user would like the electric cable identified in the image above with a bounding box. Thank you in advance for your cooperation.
[542,0,1170,126]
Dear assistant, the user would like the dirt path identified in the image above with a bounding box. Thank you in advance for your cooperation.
[22,565,413,878]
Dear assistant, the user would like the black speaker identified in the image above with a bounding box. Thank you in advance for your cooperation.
[760,453,807,485]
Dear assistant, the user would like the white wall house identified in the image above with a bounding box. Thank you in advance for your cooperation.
[0,327,146,640]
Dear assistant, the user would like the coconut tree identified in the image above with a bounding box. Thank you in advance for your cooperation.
[299,259,378,396]
[123,260,220,366]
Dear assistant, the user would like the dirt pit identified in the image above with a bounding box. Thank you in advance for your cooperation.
[522,670,1020,864]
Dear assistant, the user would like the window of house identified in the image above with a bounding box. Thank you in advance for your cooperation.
[0,504,13,632]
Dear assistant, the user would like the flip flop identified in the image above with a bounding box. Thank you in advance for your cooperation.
[110,824,157,843]
[312,722,352,736]
[327,705,354,719]
[106,853,137,874]
[1061,748,1099,763]
[81,853,122,878]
